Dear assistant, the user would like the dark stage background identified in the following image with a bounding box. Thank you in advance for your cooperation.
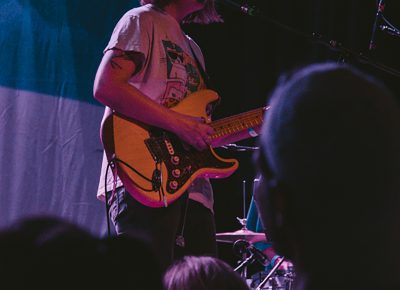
[0,0,399,267]
[185,0,400,266]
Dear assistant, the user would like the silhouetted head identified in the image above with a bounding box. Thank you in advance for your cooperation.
[0,215,99,289]
[254,63,400,289]
[100,234,163,290]
[0,215,163,290]
[163,255,249,290]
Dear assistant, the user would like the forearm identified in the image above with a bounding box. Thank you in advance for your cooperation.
[93,49,214,150]
[94,80,180,133]
[93,48,183,132]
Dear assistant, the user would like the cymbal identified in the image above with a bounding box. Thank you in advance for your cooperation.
[215,228,267,244]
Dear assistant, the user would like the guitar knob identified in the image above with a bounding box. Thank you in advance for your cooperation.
[171,155,180,165]
[172,169,181,178]
[169,181,178,190]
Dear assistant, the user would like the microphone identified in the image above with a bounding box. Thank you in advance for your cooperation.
[216,0,260,16]
[369,0,385,50]
[233,239,268,266]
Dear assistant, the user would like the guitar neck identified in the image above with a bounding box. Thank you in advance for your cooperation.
[210,106,269,141]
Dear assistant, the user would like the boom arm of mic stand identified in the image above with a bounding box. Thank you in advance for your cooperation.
[311,32,400,78]
[218,0,400,79]
[255,256,286,290]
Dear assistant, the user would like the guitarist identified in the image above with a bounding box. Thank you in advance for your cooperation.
[93,0,224,272]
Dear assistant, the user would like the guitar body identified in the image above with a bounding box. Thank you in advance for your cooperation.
[101,90,239,208]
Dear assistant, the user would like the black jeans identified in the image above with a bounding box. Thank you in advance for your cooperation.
[108,187,217,272]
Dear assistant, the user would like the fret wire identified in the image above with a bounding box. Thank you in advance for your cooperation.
[211,109,264,130]
[211,117,264,139]
[213,114,263,132]
[208,107,269,140]
[215,117,262,133]
[211,108,263,127]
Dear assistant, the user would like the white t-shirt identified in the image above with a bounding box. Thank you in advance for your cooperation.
[96,4,214,211]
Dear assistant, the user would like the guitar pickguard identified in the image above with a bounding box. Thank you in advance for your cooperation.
[145,130,236,194]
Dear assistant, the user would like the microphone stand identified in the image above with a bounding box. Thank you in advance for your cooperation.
[311,32,400,78]
[255,256,285,290]
[221,143,259,152]
[217,0,400,79]
[233,239,268,278]
[234,252,256,276]
[234,249,268,278]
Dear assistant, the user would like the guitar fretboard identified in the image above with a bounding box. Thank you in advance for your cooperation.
[210,106,269,139]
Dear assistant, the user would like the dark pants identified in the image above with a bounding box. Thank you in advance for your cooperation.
[108,187,217,272]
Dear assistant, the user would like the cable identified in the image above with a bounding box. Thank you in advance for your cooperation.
[103,155,163,237]
[104,159,116,237]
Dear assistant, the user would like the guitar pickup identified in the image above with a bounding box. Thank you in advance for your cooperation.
[144,137,162,162]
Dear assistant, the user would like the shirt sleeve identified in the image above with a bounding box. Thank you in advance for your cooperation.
[104,12,152,60]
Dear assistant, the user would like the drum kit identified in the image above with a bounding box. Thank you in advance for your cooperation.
[215,177,296,290]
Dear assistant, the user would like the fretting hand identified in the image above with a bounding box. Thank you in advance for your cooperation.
[170,113,214,151]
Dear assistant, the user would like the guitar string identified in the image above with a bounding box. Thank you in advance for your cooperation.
[210,110,265,139]
[210,108,265,130]
[215,114,263,130]
[211,107,265,127]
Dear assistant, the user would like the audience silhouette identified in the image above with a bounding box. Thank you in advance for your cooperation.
[254,63,400,290]
[163,255,250,290]
[0,215,163,290]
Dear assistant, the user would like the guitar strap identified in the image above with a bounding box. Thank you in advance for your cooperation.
[188,41,221,113]
[188,43,214,90]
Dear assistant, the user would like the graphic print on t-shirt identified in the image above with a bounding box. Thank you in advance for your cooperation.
[160,40,204,108]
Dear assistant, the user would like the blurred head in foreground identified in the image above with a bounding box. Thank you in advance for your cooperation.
[254,62,400,290]
[163,255,249,290]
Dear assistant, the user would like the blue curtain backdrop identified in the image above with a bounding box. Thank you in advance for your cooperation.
[0,0,140,235]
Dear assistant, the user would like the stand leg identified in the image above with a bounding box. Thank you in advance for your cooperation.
[256,256,285,290]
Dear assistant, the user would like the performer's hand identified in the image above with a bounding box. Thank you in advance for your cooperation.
[171,114,214,151]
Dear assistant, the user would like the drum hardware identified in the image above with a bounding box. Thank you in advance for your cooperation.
[254,256,285,290]
[216,229,267,279]
[215,228,267,244]
[250,257,296,290]
[215,177,296,288]
[215,180,267,244]
[215,179,268,278]
[233,239,268,278]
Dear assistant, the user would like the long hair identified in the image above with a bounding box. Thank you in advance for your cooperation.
[140,0,223,24]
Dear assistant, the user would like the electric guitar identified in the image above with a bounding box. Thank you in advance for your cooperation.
[101,89,268,208]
